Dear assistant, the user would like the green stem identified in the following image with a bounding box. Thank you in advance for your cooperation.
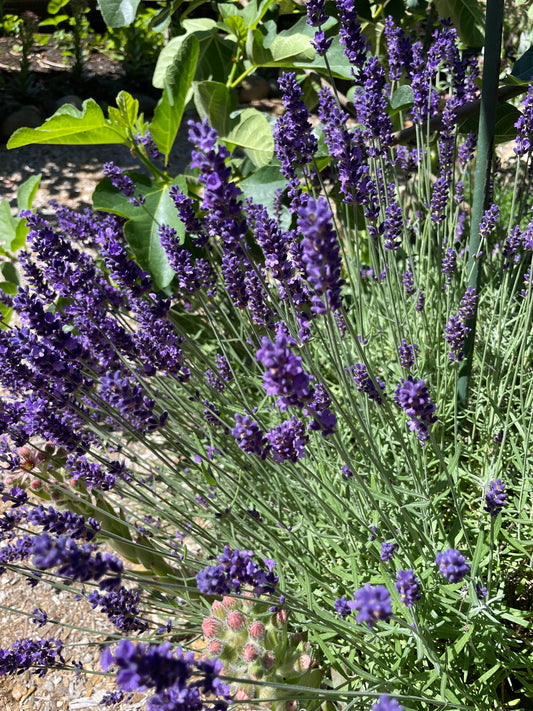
[457,0,504,408]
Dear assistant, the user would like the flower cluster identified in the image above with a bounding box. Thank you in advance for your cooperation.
[0,638,64,678]
[445,287,478,361]
[256,329,313,410]
[101,640,231,711]
[394,377,437,443]
[436,549,470,583]
[485,479,507,516]
[196,547,279,597]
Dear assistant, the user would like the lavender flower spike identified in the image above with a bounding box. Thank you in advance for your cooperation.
[371,695,405,711]
[297,196,344,313]
[436,548,470,583]
[394,376,437,443]
[485,479,507,516]
[353,583,392,629]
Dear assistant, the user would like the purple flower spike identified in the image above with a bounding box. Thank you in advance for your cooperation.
[485,479,507,516]
[232,413,268,458]
[395,569,421,607]
[397,340,416,369]
[353,583,392,629]
[306,0,328,26]
[371,695,405,711]
[297,196,344,313]
[394,376,437,443]
[380,541,398,562]
[333,595,354,619]
[436,548,470,583]
[266,417,309,463]
[256,328,313,410]
[196,546,278,597]
[514,84,533,156]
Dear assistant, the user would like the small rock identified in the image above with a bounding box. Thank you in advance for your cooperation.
[54,94,84,112]
[238,75,270,103]
[1,106,42,139]
[10,682,27,701]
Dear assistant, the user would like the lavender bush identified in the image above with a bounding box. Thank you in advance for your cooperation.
[1,3,533,709]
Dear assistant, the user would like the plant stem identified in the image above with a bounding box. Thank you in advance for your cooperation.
[457,0,504,408]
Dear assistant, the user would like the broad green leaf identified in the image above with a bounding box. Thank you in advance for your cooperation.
[7,99,129,148]
[1,263,20,285]
[93,174,186,289]
[272,16,353,80]
[193,81,237,138]
[0,280,17,328]
[239,164,286,215]
[12,217,31,251]
[390,85,414,112]
[152,21,217,88]
[151,35,199,164]
[226,108,274,167]
[221,14,247,40]
[433,0,485,48]
[0,200,17,250]
[458,102,520,144]
[116,91,139,128]
[47,0,69,13]
[510,45,533,84]
[148,0,183,31]
[246,26,315,67]
[243,0,278,30]
[17,173,41,213]
[96,0,141,27]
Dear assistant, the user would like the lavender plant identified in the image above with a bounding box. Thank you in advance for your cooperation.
[1,4,533,710]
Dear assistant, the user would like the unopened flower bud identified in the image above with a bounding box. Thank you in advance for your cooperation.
[202,616,221,638]
[262,650,275,670]
[223,596,238,608]
[295,653,312,672]
[274,609,288,626]
[207,639,224,656]
[242,643,259,662]
[211,599,226,616]
[235,688,251,701]
[226,610,246,630]
[29,479,42,490]
[248,620,265,639]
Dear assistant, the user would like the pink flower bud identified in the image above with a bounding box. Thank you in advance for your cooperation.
[222,596,238,608]
[295,653,312,672]
[235,688,251,701]
[202,617,221,638]
[226,610,245,630]
[207,639,223,656]
[242,643,259,663]
[211,600,225,615]
[248,620,265,639]
[274,609,288,626]
[29,479,42,490]
[261,650,275,670]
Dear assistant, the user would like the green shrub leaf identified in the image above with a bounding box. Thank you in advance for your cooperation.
[433,0,485,48]
[93,174,186,289]
[7,99,129,148]
[226,108,274,167]
[152,34,200,164]
[96,0,141,27]
[193,81,237,138]
[510,45,533,83]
